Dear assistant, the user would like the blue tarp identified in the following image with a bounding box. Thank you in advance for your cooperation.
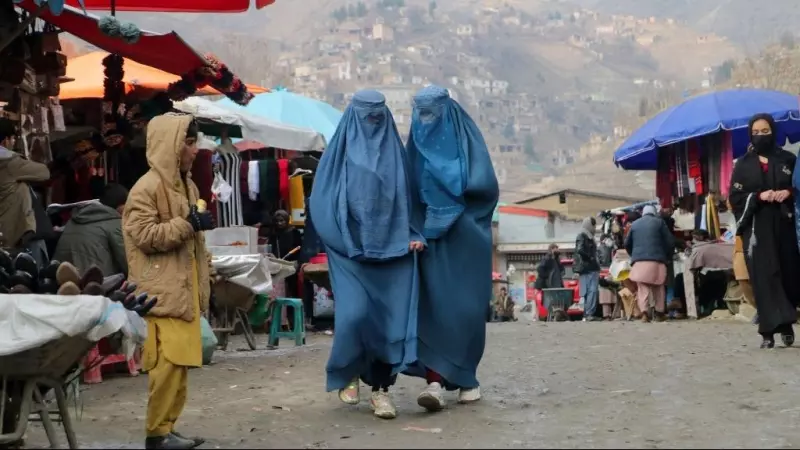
[218,90,342,145]
[613,89,800,170]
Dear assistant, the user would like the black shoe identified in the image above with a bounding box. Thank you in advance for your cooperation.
[172,431,205,447]
[145,433,197,449]
[760,339,775,349]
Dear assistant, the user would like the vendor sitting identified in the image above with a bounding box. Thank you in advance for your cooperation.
[0,118,50,255]
[53,183,129,276]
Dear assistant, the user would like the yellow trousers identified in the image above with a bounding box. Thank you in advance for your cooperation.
[146,344,189,437]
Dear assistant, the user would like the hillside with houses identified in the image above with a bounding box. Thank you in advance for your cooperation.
[100,0,743,198]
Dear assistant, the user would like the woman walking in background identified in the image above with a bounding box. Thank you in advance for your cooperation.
[733,113,800,348]
[310,90,425,419]
[405,85,499,412]
[624,205,674,322]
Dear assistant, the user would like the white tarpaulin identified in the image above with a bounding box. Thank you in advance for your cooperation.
[0,294,147,357]
[174,97,326,151]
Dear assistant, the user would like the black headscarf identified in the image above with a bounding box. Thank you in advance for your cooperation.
[748,113,778,156]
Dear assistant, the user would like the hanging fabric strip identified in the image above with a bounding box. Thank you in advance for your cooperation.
[687,139,703,195]
[675,142,690,197]
[720,131,734,198]
[216,152,244,227]
[656,147,672,209]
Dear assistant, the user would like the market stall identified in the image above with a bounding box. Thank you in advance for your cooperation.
[612,88,800,319]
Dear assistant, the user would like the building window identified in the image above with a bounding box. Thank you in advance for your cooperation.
[558,192,566,204]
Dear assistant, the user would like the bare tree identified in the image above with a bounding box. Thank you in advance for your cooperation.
[729,46,800,93]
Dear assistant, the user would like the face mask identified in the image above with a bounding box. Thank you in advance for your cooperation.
[751,134,775,154]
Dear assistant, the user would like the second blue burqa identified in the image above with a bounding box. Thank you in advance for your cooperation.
[406,85,499,389]
[310,90,425,391]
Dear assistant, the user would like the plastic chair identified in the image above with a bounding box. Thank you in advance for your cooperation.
[82,338,140,384]
[268,297,306,347]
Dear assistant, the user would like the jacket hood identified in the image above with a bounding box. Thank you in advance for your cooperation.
[71,202,120,225]
[146,113,194,187]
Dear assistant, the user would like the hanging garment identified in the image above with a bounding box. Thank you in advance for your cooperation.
[216,152,244,227]
[247,160,259,201]
[239,160,248,196]
[656,149,672,209]
[706,194,720,239]
[704,135,722,194]
[675,144,690,197]
[278,159,290,206]
[688,140,703,195]
[288,175,306,226]
[720,131,734,198]
[259,159,280,214]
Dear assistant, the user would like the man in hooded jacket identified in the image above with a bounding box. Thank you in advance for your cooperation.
[122,114,216,449]
[53,183,129,276]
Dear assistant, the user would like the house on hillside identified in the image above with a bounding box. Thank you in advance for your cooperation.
[517,189,646,220]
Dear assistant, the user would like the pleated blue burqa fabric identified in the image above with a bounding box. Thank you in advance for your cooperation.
[406,85,499,389]
[310,90,425,391]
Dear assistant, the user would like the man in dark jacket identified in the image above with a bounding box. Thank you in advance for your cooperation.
[624,205,674,321]
[575,217,601,321]
[53,183,129,276]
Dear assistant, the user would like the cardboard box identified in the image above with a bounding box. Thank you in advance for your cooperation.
[205,227,258,256]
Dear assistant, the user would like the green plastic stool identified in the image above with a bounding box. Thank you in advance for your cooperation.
[268,297,306,347]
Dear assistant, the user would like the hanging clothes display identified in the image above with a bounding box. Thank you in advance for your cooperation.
[216,152,244,227]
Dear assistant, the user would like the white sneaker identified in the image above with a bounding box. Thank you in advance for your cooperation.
[417,382,446,412]
[458,386,481,404]
[370,391,397,419]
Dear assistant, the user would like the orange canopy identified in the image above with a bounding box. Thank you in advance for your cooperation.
[61,51,268,100]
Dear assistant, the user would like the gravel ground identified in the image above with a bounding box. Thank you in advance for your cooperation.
[24,317,800,449]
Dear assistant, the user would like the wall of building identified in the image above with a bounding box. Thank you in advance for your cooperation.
[519,192,644,219]
[566,193,639,219]
[497,206,583,244]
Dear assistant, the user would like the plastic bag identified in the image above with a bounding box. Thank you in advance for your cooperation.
[200,316,218,365]
[211,172,233,203]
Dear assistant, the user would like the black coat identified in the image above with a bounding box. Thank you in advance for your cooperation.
[729,148,800,335]
[574,233,600,274]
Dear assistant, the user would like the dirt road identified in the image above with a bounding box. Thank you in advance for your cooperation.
[27,318,800,448]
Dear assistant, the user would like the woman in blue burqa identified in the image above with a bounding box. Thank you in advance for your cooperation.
[310,90,425,419]
[405,85,499,412]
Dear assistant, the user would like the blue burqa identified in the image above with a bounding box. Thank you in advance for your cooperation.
[406,85,499,389]
[310,90,425,391]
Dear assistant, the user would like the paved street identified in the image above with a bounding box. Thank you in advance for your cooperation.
[28,317,800,449]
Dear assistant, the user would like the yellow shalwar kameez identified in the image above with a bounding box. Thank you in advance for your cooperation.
[142,178,203,438]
